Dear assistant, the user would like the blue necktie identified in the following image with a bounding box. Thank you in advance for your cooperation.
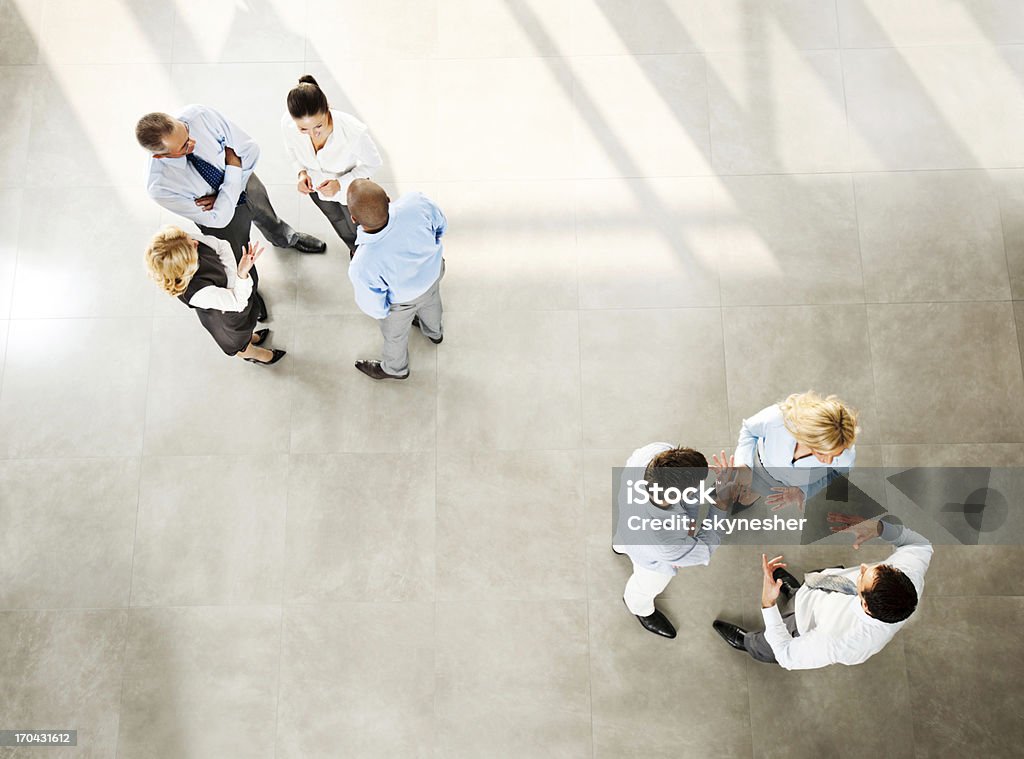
[187,152,246,206]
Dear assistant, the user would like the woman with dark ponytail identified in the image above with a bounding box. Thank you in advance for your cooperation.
[282,75,383,258]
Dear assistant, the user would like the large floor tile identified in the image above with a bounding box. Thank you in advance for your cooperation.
[168,63,306,186]
[570,0,837,55]
[1016,302,1024,381]
[924,545,1024,596]
[745,634,914,759]
[437,310,580,450]
[297,61,438,183]
[39,0,172,64]
[993,169,1024,300]
[0,0,43,64]
[0,66,34,186]
[436,449,585,600]
[118,606,281,759]
[0,318,151,457]
[838,0,1024,46]
[435,600,592,758]
[855,171,1009,302]
[277,603,435,759]
[580,308,730,448]
[131,455,288,606]
[435,57,575,180]
[12,190,159,318]
[143,317,293,455]
[589,597,752,758]
[0,189,22,318]
[285,454,434,602]
[571,54,710,178]
[868,302,1024,444]
[307,0,437,61]
[0,609,127,759]
[289,315,437,452]
[0,458,138,609]
[575,177,721,309]
[437,0,574,58]
[722,304,879,445]
[700,0,839,51]
[430,180,577,312]
[904,597,1024,757]
[844,46,1024,170]
[27,64,176,188]
[569,0,704,55]
[172,0,305,63]
[707,49,849,174]
[716,173,863,305]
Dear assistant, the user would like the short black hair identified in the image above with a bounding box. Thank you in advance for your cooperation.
[862,564,918,623]
[643,447,708,510]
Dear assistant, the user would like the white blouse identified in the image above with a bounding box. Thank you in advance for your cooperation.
[187,235,253,313]
[281,108,383,196]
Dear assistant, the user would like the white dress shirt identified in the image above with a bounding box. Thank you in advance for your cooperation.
[187,235,252,312]
[145,104,260,228]
[761,521,933,670]
[281,109,382,197]
[734,403,856,497]
[613,442,723,576]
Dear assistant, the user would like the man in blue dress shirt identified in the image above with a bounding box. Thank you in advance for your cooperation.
[346,179,445,380]
[136,105,326,263]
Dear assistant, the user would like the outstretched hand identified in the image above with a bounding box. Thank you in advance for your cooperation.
[828,512,881,549]
[236,241,264,280]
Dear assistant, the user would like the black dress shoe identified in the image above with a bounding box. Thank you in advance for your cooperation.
[244,348,286,365]
[252,328,270,346]
[623,599,676,638]
[713,620,748,652]
[411,315,442,344]
[255,293,268,323]
[355,360,408,380]
[291,233,327,253]
[773,567,802,598]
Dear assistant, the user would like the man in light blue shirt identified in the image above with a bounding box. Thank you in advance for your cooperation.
[136,105,326,264]
[346,179,445,380]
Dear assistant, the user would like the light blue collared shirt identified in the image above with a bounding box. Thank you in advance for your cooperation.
[145,104,260,228]
[348,192,446,319]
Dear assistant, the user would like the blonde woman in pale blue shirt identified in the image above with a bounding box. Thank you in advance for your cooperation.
[733,391,859,512]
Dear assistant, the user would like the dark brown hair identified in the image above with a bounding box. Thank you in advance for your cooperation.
[643,448,708,509]
[862,565,918,623]
[287,75,329,119]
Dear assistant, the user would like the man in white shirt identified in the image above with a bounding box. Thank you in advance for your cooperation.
[613,445,735,639]
[712,514,933,669]
[136,105,326,264]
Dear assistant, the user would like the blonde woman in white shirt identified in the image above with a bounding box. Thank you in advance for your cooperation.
[145,226,286,365]
[282,75,383,258]
[732,391,859,512]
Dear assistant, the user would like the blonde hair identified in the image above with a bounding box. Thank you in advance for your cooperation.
[145,226,198,297]
[778,391,859,454]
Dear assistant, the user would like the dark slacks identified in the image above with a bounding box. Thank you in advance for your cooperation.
[309,191,357,254]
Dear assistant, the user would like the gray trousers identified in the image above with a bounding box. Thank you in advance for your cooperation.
[198,173,297,258]
[309,192,357,254]
[744,610,800,663]
[379,263,444,376]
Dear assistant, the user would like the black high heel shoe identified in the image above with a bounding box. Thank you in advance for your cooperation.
[244,349,287,365]
[253,328,271,345]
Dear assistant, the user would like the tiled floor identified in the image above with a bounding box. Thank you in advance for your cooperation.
[1,1,1023,757]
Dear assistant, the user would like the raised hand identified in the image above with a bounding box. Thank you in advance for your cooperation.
[767,486,805,513]
[761,553,786,608]
[236,241,264,280]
